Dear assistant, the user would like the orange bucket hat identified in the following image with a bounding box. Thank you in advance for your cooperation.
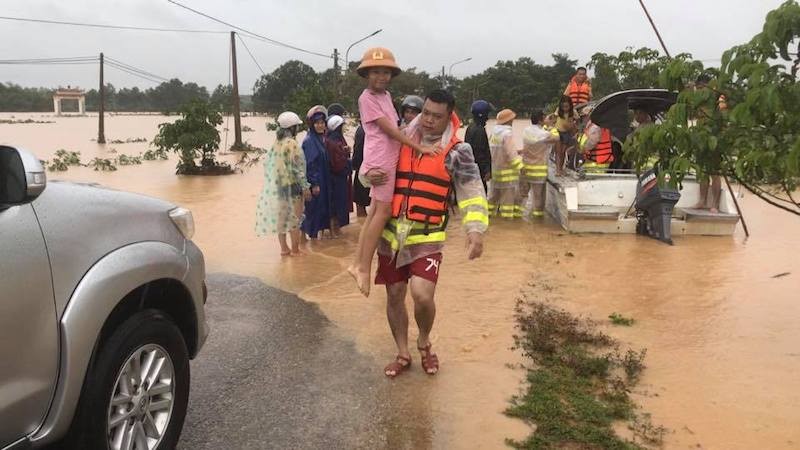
[356,47,401,78]
[496,109,516,125]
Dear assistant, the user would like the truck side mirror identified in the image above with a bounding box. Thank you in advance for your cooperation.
[0,145,46,207]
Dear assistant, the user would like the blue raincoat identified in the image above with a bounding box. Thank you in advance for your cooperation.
[301,130,331,238]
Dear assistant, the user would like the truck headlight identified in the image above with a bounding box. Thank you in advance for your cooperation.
[169,207,195,240]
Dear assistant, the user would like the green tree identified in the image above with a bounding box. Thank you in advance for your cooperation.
[626,0,800,215]
[0,83,53,112]
[252,60,318,113]
[210,84,233,114]
[148,79,209,114]
[152,99,232,175]
[587,47,702,98]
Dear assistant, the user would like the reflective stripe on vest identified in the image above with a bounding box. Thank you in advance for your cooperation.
[522,163,547,178]
[382,218,446,250]
[492,157,523,182]
[391,113,461,226]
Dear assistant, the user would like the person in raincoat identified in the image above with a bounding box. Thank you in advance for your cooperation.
[464,99,492,192]
[255,111,311,256]
[488,108,522,218]
[519,109,558,219]
[301,105,332,239]
[324,114,353,237]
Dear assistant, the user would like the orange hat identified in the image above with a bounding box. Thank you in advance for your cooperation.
[496,109,516,125]
[356,47,401,78]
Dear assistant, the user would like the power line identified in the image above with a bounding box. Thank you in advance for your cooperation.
[105,56,169,82]
[166,0,333,59]
[0,56,98,64]
[0,15,227,34]
[237,34,266,76]
[105,62,164,84]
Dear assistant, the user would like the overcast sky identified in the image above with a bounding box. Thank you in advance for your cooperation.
[0,0,787,92]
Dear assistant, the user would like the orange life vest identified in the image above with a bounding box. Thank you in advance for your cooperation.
[391,113,461,227]
[586,126,613,164]
[566,78,591,106]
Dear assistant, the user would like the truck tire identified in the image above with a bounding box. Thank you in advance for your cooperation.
[65,309,190,450]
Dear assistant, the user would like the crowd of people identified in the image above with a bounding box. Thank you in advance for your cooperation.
[254,47,723,378]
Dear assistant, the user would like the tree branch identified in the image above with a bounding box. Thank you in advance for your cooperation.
[732,174,800,216]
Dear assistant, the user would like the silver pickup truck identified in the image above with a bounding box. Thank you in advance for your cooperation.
[1,145,209,450]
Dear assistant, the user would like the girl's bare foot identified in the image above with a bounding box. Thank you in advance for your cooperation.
[280,249,291,256]
[710,207,719,214]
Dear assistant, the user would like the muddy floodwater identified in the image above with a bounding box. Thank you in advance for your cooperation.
[3,112,799,449]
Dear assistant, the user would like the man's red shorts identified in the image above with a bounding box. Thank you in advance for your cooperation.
[375,253,443,285]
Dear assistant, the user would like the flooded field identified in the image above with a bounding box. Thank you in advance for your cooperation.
[3,112,799,449]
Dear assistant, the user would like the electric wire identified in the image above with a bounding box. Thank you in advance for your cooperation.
[0,15,227,34]
[166,0,332,59]
[237,34,266,76]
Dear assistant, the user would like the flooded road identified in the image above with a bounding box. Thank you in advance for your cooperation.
[4,112,799,449]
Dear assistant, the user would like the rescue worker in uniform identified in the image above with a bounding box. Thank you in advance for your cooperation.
[464,100,492,192]
[399,95,424,127]
[563,66,593,107]
[519,109,558,218]
[369,89,488,378]
[578,104,614,173]
[488,108,522,218]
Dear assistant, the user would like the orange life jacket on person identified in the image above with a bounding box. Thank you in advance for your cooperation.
[566,77,591,106]
[584,124,614,164]
[391,113,461,227]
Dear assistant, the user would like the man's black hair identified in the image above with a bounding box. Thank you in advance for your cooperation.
[577,66,587,73]
[530,109,544,125]
[696,73,712,85]
[425,89,455,113]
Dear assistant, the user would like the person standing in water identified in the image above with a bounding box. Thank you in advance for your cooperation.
[301,105,332,239]
[351,119,370,217]
[488,108,522,218]
[348,47,438,297]
[375,90,488,377]
[324,114,353,237]
[519,109,558,218]
[464,99,492,192]
[255,111,311,256]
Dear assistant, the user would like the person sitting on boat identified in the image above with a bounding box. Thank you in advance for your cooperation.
[563,67,593,108]
[519,109,558,218]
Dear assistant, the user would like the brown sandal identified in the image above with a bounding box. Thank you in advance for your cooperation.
[384,355,412,378]
[418,343,439,375]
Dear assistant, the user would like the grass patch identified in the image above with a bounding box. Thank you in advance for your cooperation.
[609,312,635,326]
[506,299,663,449]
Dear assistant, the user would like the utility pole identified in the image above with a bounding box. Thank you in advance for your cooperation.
[638,0,671,58]
[441,66,446,88]
[98,52,105,144]
[333,48,340,95]
[230,31,243,149]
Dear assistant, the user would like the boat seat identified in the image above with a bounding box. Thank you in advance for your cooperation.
[568,206,620,221]
[681,208,740,223]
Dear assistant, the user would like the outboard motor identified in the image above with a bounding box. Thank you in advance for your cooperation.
[635,167,680,244]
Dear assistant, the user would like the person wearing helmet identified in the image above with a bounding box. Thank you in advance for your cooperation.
[255,111,311,256]
[465,99,492,192]
[348,47,438,297]
[327,103,346,118]
[324,114,352,237]
[399,95,424,127]
[488,108,523,218]
[301,105,332,239]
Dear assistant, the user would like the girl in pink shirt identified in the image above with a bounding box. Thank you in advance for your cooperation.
[348,47,437,297]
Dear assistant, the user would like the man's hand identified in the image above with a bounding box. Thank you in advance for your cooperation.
[465,231,484,260]
[311,186,321,196]
[365,168,389,186]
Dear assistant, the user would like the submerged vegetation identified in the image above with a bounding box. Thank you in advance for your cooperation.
[506,291,663,449]
[152,99,234,175]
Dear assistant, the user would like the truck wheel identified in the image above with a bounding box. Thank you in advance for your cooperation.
[66,309,190,450]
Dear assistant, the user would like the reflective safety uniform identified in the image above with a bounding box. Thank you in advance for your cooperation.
[564,76,592,107]
[519,124,557,218]
[488,124,522,218]
[378,112,489,272]
[579,121,613,173]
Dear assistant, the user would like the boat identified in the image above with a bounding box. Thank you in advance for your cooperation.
[545,89,741,239]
